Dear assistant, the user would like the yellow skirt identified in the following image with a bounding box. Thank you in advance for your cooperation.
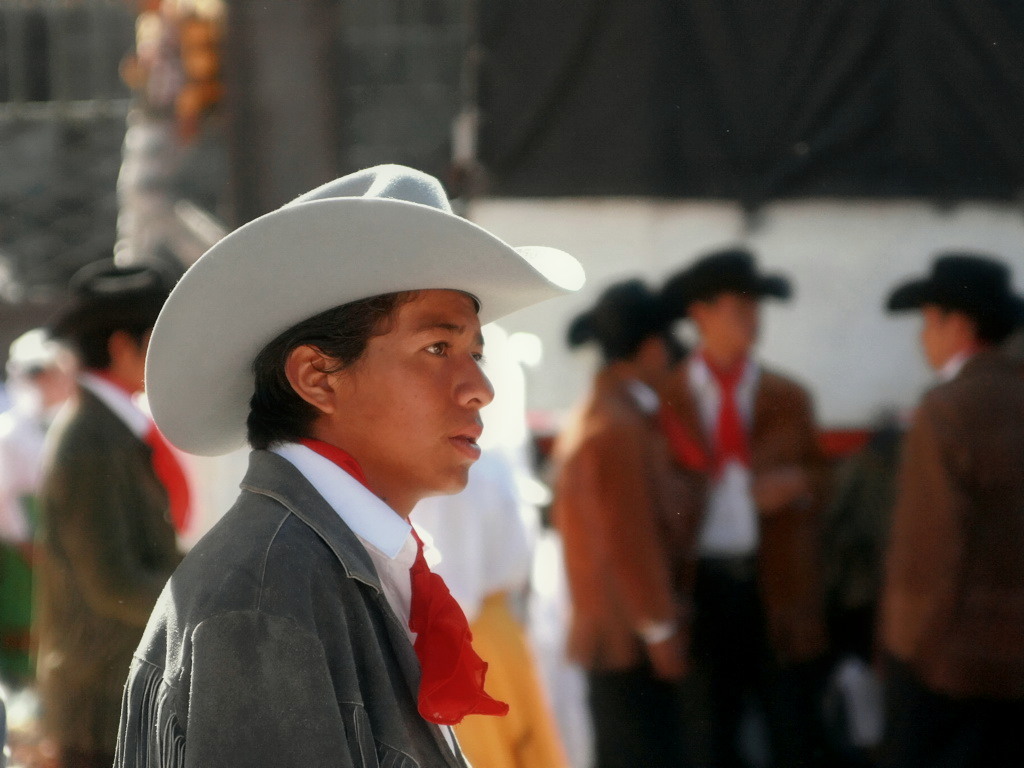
[455,592,570,768]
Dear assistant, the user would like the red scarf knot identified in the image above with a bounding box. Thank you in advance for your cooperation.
[409,530,508,725]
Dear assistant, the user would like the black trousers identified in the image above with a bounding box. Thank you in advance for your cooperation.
[680,557,827,768]
[880,655,1024,768]
[588,662,689,768]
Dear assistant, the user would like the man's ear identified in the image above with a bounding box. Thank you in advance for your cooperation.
[284,345,340,415]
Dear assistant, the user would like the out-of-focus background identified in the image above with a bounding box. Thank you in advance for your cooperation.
[0,1,1023,766]
[1,0,1022,429]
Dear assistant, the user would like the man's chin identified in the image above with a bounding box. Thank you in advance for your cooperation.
[422,466,472,499]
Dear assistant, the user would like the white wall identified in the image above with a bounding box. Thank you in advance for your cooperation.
[467,198,1024,428]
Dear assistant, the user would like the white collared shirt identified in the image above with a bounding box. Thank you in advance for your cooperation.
[625,378,660,415]
[271,442,424,639]
[270,442,457,753]
[78,372,150,439]
[687,355,760,556]
[937,349,975,383]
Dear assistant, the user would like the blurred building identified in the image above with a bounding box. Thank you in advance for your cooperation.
[0,0,136,358]
[3,0,1024,431]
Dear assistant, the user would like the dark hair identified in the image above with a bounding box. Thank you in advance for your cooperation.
[567,279,671,363]
[246,291,418,450]
[74,322,154,370]
[51,260,175,370]
[963,307,1016,346]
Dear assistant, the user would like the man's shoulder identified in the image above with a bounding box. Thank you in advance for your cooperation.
[180,491,341,584]
[50,391,134,452]
[921,353,1024,421]
[164,494,358,636]
[755,365,814,414]
[758,365,809,395]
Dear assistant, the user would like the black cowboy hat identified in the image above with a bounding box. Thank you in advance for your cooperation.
[568,278,674,361]
[50,258,178,342]
[661,247,791,319]
[886,252,1024,339]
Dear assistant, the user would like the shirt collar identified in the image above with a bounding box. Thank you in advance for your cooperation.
[271,441,412,559]
[688,352,759,395]
[78,371,150,438]
[625,378,660,415]
[937,349,976,383]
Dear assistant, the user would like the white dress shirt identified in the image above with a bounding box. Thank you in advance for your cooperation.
[412,449,533,624]
[688,355,760,557]
[271,442,422,638]
[937,349,975,383]
[0,406,47,542]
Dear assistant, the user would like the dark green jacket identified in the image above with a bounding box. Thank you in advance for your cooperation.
[36,387,181,754]
[115,450,469,768]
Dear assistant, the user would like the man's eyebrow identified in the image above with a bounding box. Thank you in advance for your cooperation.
[415,321,465,334]
[414,320,485,346]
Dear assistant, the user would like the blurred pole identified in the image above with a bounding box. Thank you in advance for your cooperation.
[222,0,341,224]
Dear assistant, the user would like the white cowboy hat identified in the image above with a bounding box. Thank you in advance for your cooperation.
[145,164,585,456]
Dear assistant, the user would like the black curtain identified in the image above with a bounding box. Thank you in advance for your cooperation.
[478,0,1024,202]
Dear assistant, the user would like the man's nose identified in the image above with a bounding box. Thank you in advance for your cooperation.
[459,358,494,409]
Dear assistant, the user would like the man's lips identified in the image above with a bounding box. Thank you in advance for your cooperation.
[449,425,483,459]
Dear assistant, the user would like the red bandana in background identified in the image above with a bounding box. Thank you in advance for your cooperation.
[701,352,752,475]
[657,403,711,473]
[94,372,192,533]
[145,423,192,533]
[298,437,508,725]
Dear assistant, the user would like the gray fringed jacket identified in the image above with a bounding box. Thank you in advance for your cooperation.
[114,450,469,768]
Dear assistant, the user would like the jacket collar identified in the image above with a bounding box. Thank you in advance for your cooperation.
[239,450,384,592]
[950,347,1014,381]
[237,450,467,767]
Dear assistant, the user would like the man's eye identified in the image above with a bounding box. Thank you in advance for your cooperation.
[472,353,486,363]
[426,342,449,356]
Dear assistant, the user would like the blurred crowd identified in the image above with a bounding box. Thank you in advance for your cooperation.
[0,243,1022,768]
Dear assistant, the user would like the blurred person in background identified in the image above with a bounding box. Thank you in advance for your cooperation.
[413,326,569,768]
[552,279,706,768]
[879,253,1024,768]
[660,248,829,768]
[818,412,902,766]
[0,330,74,686]
[36,260,183,768]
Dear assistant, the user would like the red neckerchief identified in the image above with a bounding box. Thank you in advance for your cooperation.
[298,438,373,490]
[701,352,752,475]
[93,371,192,533]
[657,403,712,473]
[297,438,508,725]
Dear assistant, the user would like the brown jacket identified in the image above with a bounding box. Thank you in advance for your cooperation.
[36,388,182,754]
[552,364,706,671]
[661,361,828,665]
[881,350,1024,699]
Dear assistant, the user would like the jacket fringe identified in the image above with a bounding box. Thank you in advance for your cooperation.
[115,658,186,768]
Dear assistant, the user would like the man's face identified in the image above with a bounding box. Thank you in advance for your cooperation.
[108,329,152,393]
[690,292,760,363]
[319,289,493,514]
[919,304,974,371]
